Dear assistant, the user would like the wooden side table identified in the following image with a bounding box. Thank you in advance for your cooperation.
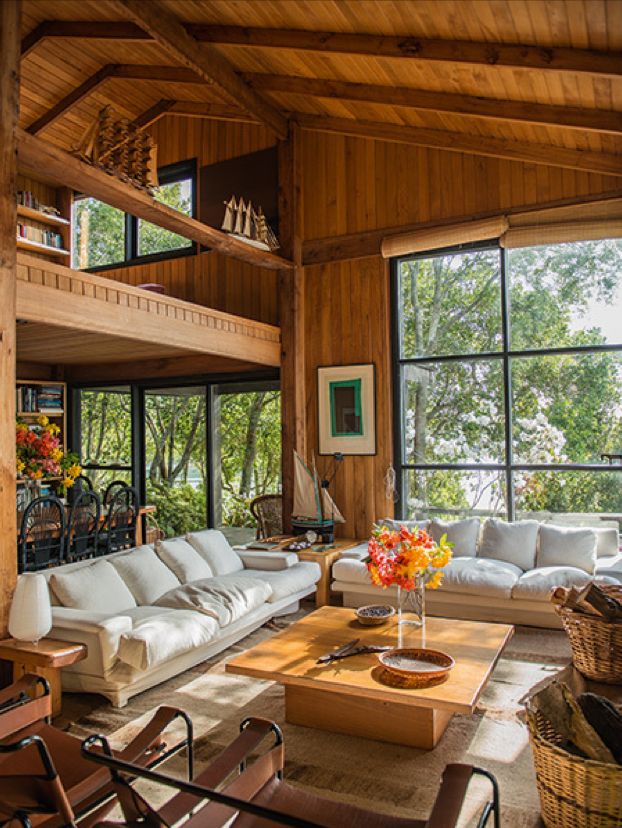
[296,538,363,607]
[0,638,87,716]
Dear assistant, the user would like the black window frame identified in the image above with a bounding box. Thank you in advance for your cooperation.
[391,239,622,522]
[75,158,198,273]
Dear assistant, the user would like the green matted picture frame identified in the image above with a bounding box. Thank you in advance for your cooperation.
[317,363,376,455]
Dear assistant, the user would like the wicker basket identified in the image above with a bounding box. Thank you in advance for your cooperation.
[526,709,622,828]
[557,585,622,684]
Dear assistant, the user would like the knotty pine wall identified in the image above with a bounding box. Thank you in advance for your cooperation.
[107,117,622,538]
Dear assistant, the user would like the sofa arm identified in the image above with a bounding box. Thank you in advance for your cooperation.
[238,550,298,571]
[51,608,133,676]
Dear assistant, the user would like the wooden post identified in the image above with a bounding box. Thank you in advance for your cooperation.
[278,122,305,531]
[0,0,21,636]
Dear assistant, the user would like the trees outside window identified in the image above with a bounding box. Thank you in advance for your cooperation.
[394,238,622,526]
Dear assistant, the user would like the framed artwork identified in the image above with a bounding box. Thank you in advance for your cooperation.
[318,363,376,455]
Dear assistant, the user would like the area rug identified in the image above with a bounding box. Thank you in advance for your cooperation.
[63,605,570,827]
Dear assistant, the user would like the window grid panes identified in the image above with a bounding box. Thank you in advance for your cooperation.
[393,238,622,528]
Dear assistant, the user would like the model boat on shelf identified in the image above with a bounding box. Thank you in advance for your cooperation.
[291,450,344,543]
[221,196,280,252]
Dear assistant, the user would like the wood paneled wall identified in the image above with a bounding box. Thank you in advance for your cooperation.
[106,118,622,538]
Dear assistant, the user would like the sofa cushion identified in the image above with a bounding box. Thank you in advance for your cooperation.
[244,561,321,603]
[479,519,539,570]
[333,557,372,585]
[186,530,244,575]
[594,527,620,558]
[50,560,137,613]
[594,554,622,583]
[156,538,214,583]
[117,610,219,672]
[154,574,272,627]
[537,524,596,574]
[439,557,523,599]
[376,518,429,533]
[512,566,605,601]
[111,546,180,604]
[429,518,480,558]
[237,550,297,571]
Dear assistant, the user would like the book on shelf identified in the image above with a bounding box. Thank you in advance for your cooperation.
[17,384,63,414]
[17,222,64,249]
[17,190,60,217]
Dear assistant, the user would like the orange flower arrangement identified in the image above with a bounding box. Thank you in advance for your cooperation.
[366,524,453,592]
[16,416,81,493]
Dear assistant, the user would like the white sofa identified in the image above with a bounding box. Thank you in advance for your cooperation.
[332,518,622,629]
[33,530,320,707]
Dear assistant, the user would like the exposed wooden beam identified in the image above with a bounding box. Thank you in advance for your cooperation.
[278,122,305,532]
[112,64,204,83]
[16,129,294,271]
[27,63,117,135]
[131,98,176,130]
[21,21,622,78]
[65,355,265,383]
[302,190,622,266]
[294,113,622,177]
[0,0,20,634]
[246,73,622,135]
[112,0,289,138]
[21,19,53,57]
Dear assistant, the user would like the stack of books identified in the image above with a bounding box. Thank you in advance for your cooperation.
[17,223,64,249]
[17,384,63,414]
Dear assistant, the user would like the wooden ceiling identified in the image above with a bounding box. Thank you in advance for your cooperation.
[18,0,622,173]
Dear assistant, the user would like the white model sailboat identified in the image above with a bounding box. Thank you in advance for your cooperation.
[292,451,344,540]
[221,194,280,251]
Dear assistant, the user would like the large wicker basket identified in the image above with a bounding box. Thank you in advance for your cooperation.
[557,585,622,684]
[526,709,622,828]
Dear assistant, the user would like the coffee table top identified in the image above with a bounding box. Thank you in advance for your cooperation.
[226,606,513,714]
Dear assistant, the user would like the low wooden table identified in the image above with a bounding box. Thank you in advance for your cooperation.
[227,606,513,749]
[294,538,362,606]
[0,638,87,716]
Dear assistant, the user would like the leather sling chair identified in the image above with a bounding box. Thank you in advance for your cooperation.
[0,674,193,828]
[82,716,500,828]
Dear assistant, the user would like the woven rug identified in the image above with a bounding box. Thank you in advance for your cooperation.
[63,605,570,827]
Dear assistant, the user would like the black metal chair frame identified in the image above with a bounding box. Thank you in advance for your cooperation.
[100,486,139,556]
[65,490,101,563]
[18,495,66,573]
[102,479,130,507]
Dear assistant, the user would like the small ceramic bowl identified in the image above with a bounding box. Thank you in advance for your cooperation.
[378,648,455,679]
[355,604,396,626]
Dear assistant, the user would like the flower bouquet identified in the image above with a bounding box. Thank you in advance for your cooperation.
[16,416,82,495]
[365,524,453,627]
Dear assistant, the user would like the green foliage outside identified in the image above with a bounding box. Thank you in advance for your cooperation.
[399,238,622,522]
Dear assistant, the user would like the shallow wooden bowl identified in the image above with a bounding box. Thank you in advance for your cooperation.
[378,648,455,679]
[355,604,396,626]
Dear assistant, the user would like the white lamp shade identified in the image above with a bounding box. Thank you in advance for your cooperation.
[8,573,52,643]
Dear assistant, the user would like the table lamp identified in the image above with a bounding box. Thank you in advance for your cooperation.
[8,573,52,644]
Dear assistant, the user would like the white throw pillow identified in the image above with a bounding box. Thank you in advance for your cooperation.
[237,550,297,571]
[186,530,244,575]
[478,519,539,571]
[156,538,214,583]
[377,518,430,533]
[537,524,597,574]
[50,560,137,613]
[594,527,620,558]
[429,518,480,558]
[111,546,180,604]
[155,574,272,626]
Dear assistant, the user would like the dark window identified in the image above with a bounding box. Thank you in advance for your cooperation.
[392,237,622,528]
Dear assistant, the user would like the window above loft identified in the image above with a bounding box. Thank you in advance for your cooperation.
[72,158,197,271]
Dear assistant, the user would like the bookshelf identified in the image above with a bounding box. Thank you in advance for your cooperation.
[15,178,73,264]
[16,380,67,477]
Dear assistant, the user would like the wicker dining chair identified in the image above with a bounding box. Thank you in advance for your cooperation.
[250,494,283,539]
[66,490,101,562]
[17,495,65,573]
[82,716,500,828]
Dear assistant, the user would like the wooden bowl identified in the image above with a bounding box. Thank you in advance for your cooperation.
[378,648,454,680]
[355,604,396,626]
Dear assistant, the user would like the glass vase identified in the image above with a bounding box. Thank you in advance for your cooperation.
[396,578,425,629]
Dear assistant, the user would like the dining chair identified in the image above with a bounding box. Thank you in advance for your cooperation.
[250,494,283,539]
[66,490,101,562]
[102,479,130,507]
[100,486,138,555]
[18,495,65,573]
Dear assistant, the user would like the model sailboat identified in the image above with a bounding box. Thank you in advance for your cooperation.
[292,451,344,543]
[221,195,280,251]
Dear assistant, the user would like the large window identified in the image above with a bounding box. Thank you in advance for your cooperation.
[393,237,622,526]
[74,377,281,540]
[72,159,196,271]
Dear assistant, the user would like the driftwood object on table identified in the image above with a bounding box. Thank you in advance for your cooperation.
[73,106,158,192]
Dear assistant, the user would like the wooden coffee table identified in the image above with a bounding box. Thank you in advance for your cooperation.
[226,606,513,749]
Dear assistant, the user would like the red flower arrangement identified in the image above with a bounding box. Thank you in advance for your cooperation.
[16,416,81,492]
[366,524,453,592]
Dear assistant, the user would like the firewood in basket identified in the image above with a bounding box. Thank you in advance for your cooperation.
[529,681,616,763]
[578,693,622,764]
[574,582,622,620]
